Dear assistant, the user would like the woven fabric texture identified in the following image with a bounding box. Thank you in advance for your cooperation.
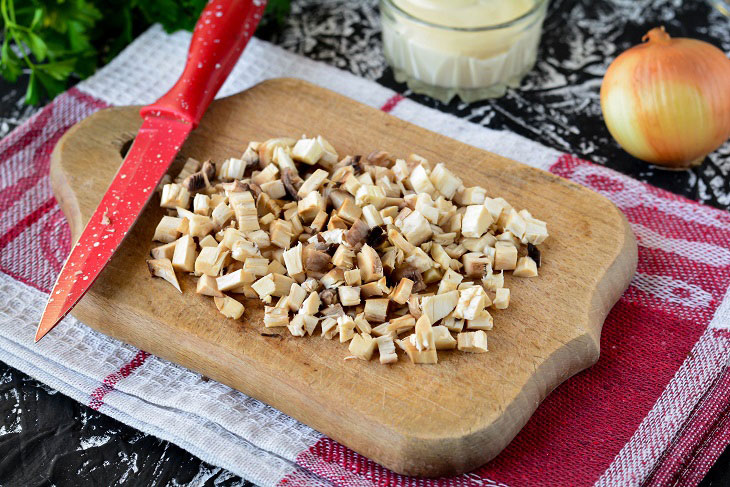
[1,25,730,487]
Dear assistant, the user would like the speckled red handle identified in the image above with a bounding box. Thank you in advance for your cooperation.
[140,0,267,127]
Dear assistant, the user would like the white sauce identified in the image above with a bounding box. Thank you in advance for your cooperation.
[381,0,547,99]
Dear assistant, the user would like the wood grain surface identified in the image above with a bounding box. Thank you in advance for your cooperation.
[49,78,637,477]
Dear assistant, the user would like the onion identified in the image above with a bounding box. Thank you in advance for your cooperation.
[600,27,730,169]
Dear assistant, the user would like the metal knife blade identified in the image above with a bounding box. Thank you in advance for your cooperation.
[36,0,266,342]
[36,116,192,341]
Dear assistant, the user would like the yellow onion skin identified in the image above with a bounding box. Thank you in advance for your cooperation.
[601,27,730,169]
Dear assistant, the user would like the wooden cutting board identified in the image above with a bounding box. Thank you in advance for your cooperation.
[50,78,637,477]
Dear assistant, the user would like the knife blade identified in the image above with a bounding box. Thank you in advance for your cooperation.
[36,0,267,342]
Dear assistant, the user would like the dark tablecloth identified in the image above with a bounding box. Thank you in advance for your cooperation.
[2,0,730,485]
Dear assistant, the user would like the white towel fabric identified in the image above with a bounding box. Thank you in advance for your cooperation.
[3,24,730,487]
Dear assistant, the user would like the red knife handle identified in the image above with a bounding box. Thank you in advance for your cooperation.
[140,0,267,127]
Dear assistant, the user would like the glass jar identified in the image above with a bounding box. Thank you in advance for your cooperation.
[380,0,549,103]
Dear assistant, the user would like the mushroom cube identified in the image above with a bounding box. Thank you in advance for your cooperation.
[513,256,539,277]
[467,309,493,330]
[153,216,185,243]
[401,210,432,246]
[390,278,414,305]
[196,274,222,297]
[462,205,493,238]
[217,158,246,180]
[338,315,357,343]
[432,325,457,350]
[160,183,190,209]
[493,288,510,309]
[348,333,376,360]
[146,258,181,292]
[195,245,229,276]
[338,286,361,307]
[420,290,459,323]
[494,242,518,271]
[151,241,177,260]
[357,244,384,283]
[297,169,329,198]
[193,193,211,216]
[292,138,324,165]
[403,339,437,364]
[408,165,436,196]
[264,306,289,328]
[217,269,255,292]
[301,291,321,316]
[457,330,488,353]
[214,296,245,319]
[375,335,398,364]
[430,163,462,199]
[454,186,486,206]
[364,298,389,322]
[172,234,197,273]
[454,286,488,321]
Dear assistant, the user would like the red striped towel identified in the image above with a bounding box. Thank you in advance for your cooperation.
[1,25,729,487]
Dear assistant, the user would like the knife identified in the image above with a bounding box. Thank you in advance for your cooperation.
[36,0,267,342]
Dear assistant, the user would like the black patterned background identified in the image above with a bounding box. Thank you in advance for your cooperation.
[2,1,730,485]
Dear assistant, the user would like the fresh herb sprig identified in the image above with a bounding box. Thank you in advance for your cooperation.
[0,0,290,105]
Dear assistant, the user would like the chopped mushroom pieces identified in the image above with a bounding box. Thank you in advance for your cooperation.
[147,258,181,292]
[457,331,488,353]
[513,256,539,277]
[214,296,244,319]
[150,134,549,365]
[196,274,223,297]
[375,335,398,364]
[348,333,376,360]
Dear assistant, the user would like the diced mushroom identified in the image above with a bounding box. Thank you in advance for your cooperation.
[390,278,413,305]
[494,241,518,271]
[408,165,436,196]
[357,244,383,283]
[467,309,493,331]
[344,269,362,286]
[457,331,488,353]
[513,256,538,277]
[401,210,432,246]
[375,335,398,364]
[338,315,356,343]
[364,298,389,322]
[332,245,355,270]
[454,286,488,321]
[462,252,491,278]
[462,205,493,239]
[292,138,324,165]
[151,241,177,260]
[161,183,190,209]
[403,339,437,364]
[344,219,369,248]
[194,274,221,297]
[214,296,245,319]
[348,333,376,360]
[217,269,255,292]
[146,258,181,292]
[264,305,289,328]
[338,286,361,307]
[386,314,416,334]
[153,216,185,243]
[493,288,510,309]
[421,290,459,323]
[172,235,197,272]
[430,163,462,199]
[149,133,549,366]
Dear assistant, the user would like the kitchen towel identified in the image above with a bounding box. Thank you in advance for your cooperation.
[2,24,730,487]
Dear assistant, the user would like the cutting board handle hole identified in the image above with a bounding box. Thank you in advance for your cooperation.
[120,138,134,158]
